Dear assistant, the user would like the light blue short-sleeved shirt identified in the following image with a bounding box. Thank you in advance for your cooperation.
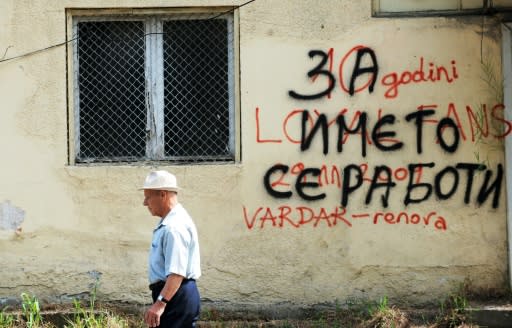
[148,203,201,284]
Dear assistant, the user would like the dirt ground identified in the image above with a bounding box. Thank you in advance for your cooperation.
[3,293,512,328]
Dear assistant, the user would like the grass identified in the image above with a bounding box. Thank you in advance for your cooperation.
[1,283,144,328]
[20,293,42,328]
[435,292,476,328]
[0,287,504,328]
[362,296,409,328]
[194,293,478,328]
[0,310,15,328]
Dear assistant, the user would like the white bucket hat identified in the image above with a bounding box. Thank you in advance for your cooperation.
[140,170,179,192]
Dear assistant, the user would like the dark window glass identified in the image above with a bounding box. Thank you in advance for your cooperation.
[163,19,230,159]
[77,21,146,161]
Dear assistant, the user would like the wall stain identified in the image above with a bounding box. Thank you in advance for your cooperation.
[0,200,24,231]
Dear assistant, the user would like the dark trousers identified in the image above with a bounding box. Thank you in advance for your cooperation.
[150,280,200,328]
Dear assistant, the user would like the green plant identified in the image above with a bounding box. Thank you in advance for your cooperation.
[363,296,409,328]
[0,309,16,328]
[66,299,129,328]
[200,307,222,321]
[437,292,471,328]
[275,321,294,328]
[473,57,505,166]
[481,57,504,102]
[21,293,43,328]
[367,296,389,316]
[65,278,129,328]
[312,316,327,328]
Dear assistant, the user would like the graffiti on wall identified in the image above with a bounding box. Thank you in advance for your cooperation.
[245,45,509,231]
[243,206,448,231]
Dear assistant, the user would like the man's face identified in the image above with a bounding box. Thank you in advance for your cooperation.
[143,189,166,217]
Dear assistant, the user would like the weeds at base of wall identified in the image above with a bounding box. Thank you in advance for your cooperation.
[198,294,475,328]
[0,295,485,328]
[0,300,141,328]
[1,281,510,328]
[0,279,143,328]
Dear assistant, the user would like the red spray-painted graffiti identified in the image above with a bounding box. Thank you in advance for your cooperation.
[243,206,447,231]
[265,161,425,189]
[288,45,459,100]
[255,103,511,145]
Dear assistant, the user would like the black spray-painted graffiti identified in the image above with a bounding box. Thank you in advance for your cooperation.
[264,161,502,208]
[288,47,378,99]
[262,46,504,210]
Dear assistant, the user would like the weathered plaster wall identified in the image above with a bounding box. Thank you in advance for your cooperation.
[0,0,508,309]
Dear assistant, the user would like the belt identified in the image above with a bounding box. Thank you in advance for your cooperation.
[149,279,195,291]
[149,280,165,291]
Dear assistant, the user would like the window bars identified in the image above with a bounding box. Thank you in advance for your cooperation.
[73,13,235,163]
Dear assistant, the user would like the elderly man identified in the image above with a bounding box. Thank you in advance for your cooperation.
[141,170,201,328]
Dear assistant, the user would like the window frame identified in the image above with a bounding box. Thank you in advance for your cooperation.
[66,8,241,165]
[372,0,512,17]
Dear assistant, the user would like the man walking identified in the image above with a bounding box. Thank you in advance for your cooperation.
[141,170,201,327]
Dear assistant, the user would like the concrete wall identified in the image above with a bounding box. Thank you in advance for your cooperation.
[0,0,508,308]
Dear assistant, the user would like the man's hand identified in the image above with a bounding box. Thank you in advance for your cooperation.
[145,274,183,327]
[144,301,166,327]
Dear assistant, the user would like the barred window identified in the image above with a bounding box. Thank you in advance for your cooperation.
[72,13,236,163]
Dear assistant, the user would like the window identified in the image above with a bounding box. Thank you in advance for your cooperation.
[71,11,237,164]
[373,0,512,16]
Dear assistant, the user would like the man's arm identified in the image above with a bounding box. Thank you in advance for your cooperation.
[159,273,184,302]
[144,274,185,327]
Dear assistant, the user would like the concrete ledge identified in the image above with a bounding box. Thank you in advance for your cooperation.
[468,305,512,328]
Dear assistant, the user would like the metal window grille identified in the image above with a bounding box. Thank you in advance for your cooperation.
[74,13,235,163]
